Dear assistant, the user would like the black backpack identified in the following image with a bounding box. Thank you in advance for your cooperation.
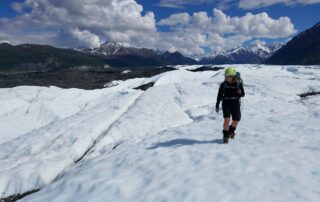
[236,72,243,88]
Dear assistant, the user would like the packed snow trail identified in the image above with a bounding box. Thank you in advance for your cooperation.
[0,65,320,202]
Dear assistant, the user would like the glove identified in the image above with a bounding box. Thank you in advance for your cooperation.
[215,107,219,113]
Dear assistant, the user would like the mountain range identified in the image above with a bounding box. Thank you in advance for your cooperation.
[81,41,283,66]
[81,42,197,67]
[0,43,105,72]
[199,42,283,64]
[266,21,320,65]
[0,21,319,74]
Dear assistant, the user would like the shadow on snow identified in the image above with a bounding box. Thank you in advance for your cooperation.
[147,138,223,149]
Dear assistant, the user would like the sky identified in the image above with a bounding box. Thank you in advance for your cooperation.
[0,0,319,56]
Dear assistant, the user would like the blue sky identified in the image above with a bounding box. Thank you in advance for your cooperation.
[0,0,319,55]
[137,0,320,32]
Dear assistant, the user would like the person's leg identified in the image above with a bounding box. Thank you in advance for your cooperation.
[229,121,238,139]
[222,103,231,143]
[224,118,230,131]
[230,102,241,138]
[231,121,238,128]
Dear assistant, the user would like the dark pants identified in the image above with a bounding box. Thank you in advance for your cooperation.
[222,101,241,121]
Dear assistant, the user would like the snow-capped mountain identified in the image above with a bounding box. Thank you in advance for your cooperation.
[82,41,283,66]
[81,42,197,67]
[200,42,283,64]
[83,42,160,57]
[250,41,283,58]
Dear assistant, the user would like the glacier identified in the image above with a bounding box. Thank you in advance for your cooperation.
[0,64,319,202]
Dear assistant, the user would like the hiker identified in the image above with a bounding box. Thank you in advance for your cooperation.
[215,67,245,144]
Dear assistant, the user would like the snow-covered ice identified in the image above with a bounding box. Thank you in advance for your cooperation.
[0,65,320,202]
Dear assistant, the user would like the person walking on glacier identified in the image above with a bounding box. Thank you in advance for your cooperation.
[215,67,245,144]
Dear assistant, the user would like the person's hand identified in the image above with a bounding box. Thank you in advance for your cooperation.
[215,107,219,113]
[237,89,242,94]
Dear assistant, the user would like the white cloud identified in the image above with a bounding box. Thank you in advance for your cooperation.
[158,13,191,26]
[11,2,24,13]
[251,39,267,46]
[210,9,296,38]
[68,28,102,48]
[0,1,298,56]
[158,0,320,10]
[0,0,157,48]
[239,0,320,9]
[157,9,296,55]
[157,0,216,8]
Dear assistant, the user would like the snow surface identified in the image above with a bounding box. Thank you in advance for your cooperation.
[1,65,320,202]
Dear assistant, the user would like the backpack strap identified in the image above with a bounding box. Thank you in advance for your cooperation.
[223,81,239,90]
[223,97,240,100]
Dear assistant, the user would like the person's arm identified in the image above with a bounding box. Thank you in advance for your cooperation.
[216,83,224,109]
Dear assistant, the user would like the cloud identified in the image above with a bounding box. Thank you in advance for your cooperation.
[0,1,297,56]
[250,40,267,46]
[157,9,296,54]
[239,0,320,9]
[11,2,24,13]
[0,0,157,48]
[157,0,320,10]
[158,13,191,26]
[211,9,296,38]
[157,0,216,8]
[156,0,236,10]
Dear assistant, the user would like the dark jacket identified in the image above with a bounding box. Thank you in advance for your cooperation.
[216,81,245,109]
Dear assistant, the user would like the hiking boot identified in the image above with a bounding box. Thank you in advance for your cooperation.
[223,137,229,144]
[223,130,229,144]
[229,126,236,139]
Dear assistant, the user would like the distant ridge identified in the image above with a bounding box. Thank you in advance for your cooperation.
[200,42,282,64]
[81,42,197,67]
[265,21,320,65]
[0,43,104,72]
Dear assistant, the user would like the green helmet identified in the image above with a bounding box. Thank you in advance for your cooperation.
[225,67,237,77]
